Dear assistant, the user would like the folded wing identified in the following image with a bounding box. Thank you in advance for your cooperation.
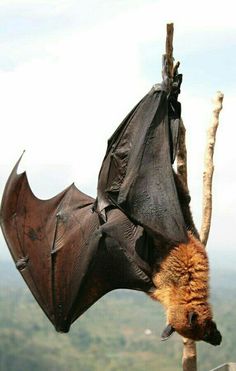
[97,75,187,244]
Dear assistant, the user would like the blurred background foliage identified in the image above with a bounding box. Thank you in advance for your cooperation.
[0,261,235,371]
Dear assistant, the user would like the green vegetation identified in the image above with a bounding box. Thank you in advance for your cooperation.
[0,262,235,371]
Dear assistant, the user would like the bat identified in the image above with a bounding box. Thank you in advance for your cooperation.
[0,60,221,345]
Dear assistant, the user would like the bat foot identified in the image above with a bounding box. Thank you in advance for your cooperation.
[54,323,71,333]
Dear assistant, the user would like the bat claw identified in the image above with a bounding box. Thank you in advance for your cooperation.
[16,256,29,271]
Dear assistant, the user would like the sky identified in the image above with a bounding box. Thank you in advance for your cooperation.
[0,0,235,262]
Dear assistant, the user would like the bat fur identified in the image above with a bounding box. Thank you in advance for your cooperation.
[150,234,213,338]
[147,176,222,345]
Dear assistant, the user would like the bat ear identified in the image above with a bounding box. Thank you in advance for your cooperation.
[188,312,198,326]
[161,324,175,341]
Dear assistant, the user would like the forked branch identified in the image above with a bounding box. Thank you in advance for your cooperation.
[165,23,224,371]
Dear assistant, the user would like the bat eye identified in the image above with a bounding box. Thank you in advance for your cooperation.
[203,333,209,340]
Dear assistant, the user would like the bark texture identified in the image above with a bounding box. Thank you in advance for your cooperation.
[165,23,174,81]
[180,92,224,370]
[182,338,198,371]
[177,120,197,371]
[177,118,188,190]
[200,91,224,246]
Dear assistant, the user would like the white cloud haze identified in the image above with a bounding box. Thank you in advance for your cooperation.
[0,0,235,259]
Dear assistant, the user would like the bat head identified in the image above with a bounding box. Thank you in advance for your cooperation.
[161,304,222,346]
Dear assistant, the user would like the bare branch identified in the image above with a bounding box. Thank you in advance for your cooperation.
[177,118,197,371]
[165,23,174,79]
[180,91,223,371]
[177,118,188,189]
[165,22,197,371]
[165,20,223,370]
[182,338,197,371]
[200,91,224,246]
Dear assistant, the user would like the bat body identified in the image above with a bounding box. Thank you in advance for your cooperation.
[0,63,221,345]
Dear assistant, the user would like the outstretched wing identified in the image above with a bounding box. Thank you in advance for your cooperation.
[97,73,187,244]
[1,157,154,332]
[0,156,99,332]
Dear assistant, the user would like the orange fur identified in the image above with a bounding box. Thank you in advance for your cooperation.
[149,233,214,340]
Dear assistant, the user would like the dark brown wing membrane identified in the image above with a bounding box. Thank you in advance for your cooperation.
[1,157,154,332]
[97,78,187,244]
[0,157,98,331]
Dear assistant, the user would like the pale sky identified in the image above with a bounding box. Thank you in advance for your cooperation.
[0,0,235,260]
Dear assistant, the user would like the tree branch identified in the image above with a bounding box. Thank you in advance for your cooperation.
[164,25,224,371]
[200,91,224,246]
[180,91,223,371]
[177,118,188,190]
[164,22,198,371]
[177,118,197,371]
[182,338,197,371]
[165,23,174,80]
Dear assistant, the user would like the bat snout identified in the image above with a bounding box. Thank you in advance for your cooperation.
[204,329,222,346]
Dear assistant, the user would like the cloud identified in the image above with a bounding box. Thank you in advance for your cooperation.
[0,18,150,199]
[0,0,235,259]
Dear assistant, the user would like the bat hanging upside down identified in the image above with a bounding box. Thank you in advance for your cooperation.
[90,205,221,346]
[0,60,221,345]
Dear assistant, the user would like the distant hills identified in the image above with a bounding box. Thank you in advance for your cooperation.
[0,259,235,371]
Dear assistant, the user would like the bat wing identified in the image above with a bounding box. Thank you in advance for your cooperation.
[97,73,187,244]
[69,209,154,325]
[1,157,154,332]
